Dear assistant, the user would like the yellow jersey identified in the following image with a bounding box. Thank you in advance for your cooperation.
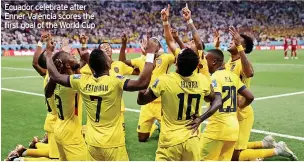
[80,61,134,111]
[174,48,210,80]
[225,58,253,120]
[131,54,175,102]
[203,69,246,141]
[70,74,127,148]
[43,73,57,133]
[150,72,211,147]
[53,84,83,145]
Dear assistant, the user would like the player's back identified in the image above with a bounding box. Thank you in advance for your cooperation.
[53,84,82,145]
[203,70,242,141]
[71,74,125,148]
[151,72,211,147]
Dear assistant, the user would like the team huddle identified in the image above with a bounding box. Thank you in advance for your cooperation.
[6,4,298,161]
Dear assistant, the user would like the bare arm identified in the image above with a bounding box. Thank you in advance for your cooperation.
[238,87,254,109]
[45,79,56,98]
[137,88,158,105]
[119,33,128,61]
[162,5,178,54]
[199,93,222,121]
[32,32,48,76]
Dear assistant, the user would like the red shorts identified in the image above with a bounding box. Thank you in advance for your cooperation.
[291,46,297,51]
[284,45,288,51]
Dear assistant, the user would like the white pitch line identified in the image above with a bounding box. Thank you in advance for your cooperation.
[2,76,41,80]
[2,88,304,141]
[1,67,35,71]
[255,63,304,67]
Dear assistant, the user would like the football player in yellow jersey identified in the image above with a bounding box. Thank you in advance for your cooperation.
[43,49,86,161]
[223,27,297,161]
[195,49,254,161]
[137,46,222,161]
[163,5,209,79]
[79,34,139,135]
[46,37,158,161]
[120,34,176,141]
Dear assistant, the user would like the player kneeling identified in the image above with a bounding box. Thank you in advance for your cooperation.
[138,48,222,161]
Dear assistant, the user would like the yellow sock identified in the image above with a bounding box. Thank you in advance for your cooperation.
[247,141,263,149]
[36,142,49,149]
[239,149,276,161]
[23,157,51,161]
[24,149,49,157]
[149,123,157,137]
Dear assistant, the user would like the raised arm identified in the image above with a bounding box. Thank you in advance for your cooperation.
[213,29,220,49]
[32,31,48,76]
[230,27,254,78]
[123,38,158,91]
[172,28,186,49]
[162,4,178,55]
[45,39,71,87]
[78,34,90,68]
[237,87,254,109]
[119,33,128,62]
[182,6,203,53]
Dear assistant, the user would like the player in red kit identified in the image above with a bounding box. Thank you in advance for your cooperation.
[291,37,298,59]
[284,36,289,59]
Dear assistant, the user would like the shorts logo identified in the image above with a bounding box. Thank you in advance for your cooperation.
[73,74,81,79]
[212,79,217,88]
[114,67,119,73]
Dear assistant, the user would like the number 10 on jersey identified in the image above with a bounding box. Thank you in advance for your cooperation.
[177,93,201,120]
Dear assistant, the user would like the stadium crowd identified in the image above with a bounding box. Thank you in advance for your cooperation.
[2,1,304,45]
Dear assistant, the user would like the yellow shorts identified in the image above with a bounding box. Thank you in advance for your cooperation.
[56,140,86,161]
[201,137,236,161]
[137,101,161,133]
[235,113,254,150]
[47,132,59,159]
[87,145,129,161]
[155,137,200,161]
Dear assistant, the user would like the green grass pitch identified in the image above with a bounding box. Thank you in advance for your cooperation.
[1,50,304,160]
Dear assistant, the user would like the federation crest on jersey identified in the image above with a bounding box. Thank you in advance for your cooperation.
[156,58,162,65]
[73,74,81,79]
[114,67,119,73]
[116,75,125,80]
[212,79,217,88]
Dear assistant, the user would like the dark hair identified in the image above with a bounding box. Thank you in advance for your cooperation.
[89,49,108,73]
[38,51,47,69]
[98,42,111,49]
[240,34,254,54]
[208,49,224,60]
[52,51,69,71]
[176,48,199,77]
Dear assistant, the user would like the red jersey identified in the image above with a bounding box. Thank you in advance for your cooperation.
[284,38,289,46]
[291,38,298,46]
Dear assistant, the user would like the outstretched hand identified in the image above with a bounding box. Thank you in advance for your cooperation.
[40,31,50,42]
[182,4,191,21]
[79,33,88,45]
[186,114,202,135]
[161,4,170,22]
[46,38,55,57]
[213,29,220,48]
[144,38,159,54]
[229,26,242,46]
[121,33,128,44]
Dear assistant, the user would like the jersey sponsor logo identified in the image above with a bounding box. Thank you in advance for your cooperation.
[212,79,217,88]
[114,67,119,73]
[73,74,81,79]
[152,79,160,88]
[116,75,125,80]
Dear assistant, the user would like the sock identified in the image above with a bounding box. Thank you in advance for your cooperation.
[149,123,158,137]
[239,149,276,161]
[295,52,297,57]
[22,149,49,157]
[35,142,49,149]
[23,157,51,161]
[247,141,263,149]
